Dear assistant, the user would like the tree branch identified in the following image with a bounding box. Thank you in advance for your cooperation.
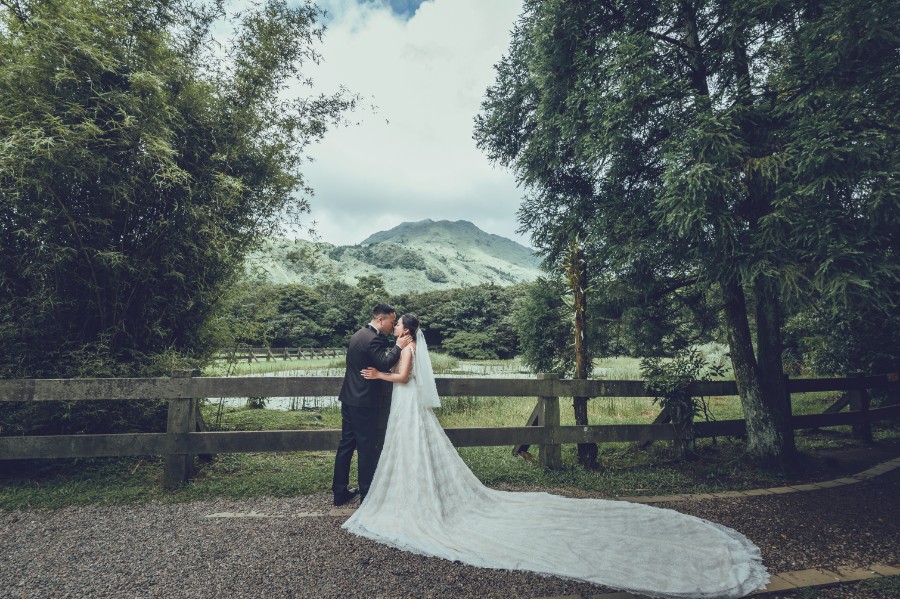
[646,30,691,54]
[0,0,29,26]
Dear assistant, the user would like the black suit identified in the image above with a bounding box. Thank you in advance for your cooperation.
[332,324,402,499]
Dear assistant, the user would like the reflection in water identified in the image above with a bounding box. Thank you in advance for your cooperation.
[217,366,344,411]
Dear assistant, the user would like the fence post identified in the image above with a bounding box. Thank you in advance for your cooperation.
[537,373,562,470]
[164,370,196,489]
[848,371,872,443]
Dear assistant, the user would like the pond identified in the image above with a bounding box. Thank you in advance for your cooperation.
[210,356,631,411]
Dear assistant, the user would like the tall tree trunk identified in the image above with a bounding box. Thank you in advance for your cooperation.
[721,278,785,462]
[712,12,795,460]
[753,276,796,458]
[680,0,710,97]
[567,238,598,469]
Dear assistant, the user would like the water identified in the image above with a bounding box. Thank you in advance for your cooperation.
[213,358,535,411]
[214,366,345,411]
[210,357,640,411]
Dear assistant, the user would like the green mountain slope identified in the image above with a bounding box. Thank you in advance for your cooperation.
[246,219,542,292]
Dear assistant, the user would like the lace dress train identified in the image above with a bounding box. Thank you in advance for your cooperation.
[343,368,768,598]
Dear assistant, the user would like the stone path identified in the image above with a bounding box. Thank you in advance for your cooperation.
[201,456,900,598]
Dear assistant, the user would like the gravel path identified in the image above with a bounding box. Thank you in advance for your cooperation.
[1,469,897,599]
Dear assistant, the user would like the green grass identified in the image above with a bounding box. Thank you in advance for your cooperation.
[0,452,342,510]
[203,356,346,377]
[3,355,898,510]
[8,423,894,510]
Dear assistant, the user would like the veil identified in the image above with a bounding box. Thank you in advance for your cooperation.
[412,329,441,408]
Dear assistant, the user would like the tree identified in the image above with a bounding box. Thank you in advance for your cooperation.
[563,236,599,468]
[514,277,573,375]
[268,285,331,347]
[0,0,354,379]
[399,284,520,359]
[476,0,898,463]
[0,0,353,435]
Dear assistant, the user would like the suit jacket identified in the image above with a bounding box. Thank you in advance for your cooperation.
[338,324,402,407]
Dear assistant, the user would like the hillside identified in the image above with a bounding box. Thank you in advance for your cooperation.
[245,219,543,293]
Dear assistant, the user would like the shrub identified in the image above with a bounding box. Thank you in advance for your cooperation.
[442,332,499,360]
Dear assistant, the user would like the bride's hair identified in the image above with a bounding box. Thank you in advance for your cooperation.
[400,313,419,338]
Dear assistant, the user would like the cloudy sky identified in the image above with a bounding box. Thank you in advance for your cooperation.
[295,0,528,247]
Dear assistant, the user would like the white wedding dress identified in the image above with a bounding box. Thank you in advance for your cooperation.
[343,332,768,598]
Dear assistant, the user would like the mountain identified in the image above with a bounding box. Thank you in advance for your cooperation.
[245,219,543,293]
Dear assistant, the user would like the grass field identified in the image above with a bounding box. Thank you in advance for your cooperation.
[2,354,897,510]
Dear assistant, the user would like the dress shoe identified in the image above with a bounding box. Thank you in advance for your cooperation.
[333,487,359,506]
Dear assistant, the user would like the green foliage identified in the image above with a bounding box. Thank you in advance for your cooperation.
[268,285,331,347]
[0,399,168,437]
[357,243,427,270]
[0,0,353,434]
[219,280,524,360]
[399,284,520,359]
[219,277,385,348]
[206,280,281,351]
[475,0,898,460]
[0,0,353,378]
[327,242,427,271]
[245,397,268,410]
[514,277,573,375]
[476,0,899,360]
[641,351,725,424]
[442,332,498,360]
[640,350,724,458]
[784,301,900,377]
[424,267,449,283]
[769,0,900,307]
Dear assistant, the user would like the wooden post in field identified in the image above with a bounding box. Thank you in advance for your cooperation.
[164,370,196,489]
[537,373,562,470]
[848,372,872,443]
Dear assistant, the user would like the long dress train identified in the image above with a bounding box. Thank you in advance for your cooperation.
[343,350,768,598]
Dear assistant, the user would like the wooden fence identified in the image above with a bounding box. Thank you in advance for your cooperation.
[214,347,344,363]
[1,372,898,489]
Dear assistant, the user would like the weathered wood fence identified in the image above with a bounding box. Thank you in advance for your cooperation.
[214,347,344,363]
[1,372,897,488]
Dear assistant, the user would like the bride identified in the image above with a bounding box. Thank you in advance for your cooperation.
[347,314,768,598]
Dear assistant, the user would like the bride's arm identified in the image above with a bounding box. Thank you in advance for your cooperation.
[361,346,414,383]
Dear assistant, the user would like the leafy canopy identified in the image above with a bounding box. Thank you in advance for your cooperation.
[0,0,355,378]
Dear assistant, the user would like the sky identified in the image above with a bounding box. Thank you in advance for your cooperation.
[293,0,529,247]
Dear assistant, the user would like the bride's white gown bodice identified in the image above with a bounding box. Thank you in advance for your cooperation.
[343,353,768,598]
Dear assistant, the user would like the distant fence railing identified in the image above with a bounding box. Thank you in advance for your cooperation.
[1,372,897,488]
[214,347,345,362]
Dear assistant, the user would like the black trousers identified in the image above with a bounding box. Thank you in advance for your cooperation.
[331,402,379,497]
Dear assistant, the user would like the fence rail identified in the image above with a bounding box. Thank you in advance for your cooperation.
[1,372,897,488]
[4,374,897,402]
[213,347,344,362]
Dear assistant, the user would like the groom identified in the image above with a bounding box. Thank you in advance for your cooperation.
[332,303,411,506]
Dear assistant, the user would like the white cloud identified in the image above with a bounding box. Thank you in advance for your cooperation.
[296,0,527,246]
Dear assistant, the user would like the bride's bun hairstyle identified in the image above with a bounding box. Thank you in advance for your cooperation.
[400,313,419,338]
